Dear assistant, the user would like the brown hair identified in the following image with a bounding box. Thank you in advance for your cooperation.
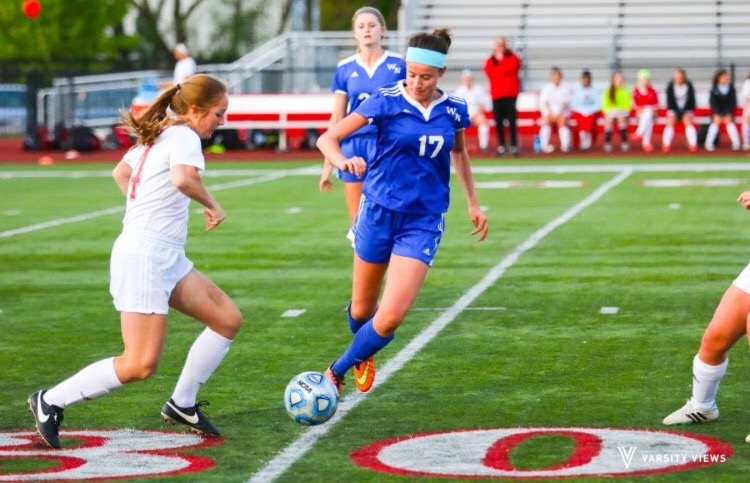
[122,74,227,146]
[352,6,386,28]
[608,72,622,103]
[408,28,452,54]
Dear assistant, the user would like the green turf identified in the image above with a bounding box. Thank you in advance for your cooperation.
[1,158,750,482]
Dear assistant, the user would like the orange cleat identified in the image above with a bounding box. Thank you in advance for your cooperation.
[661,145,671,153]
[352,357,376,393]
[643,143,654,153]
[688,145,698,153]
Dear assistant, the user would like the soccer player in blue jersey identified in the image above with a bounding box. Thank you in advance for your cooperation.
[319,6,406,222]
[316,28,489,395]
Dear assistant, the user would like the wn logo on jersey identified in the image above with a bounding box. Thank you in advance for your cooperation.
[446,107,462,123]
[387,63,401,75]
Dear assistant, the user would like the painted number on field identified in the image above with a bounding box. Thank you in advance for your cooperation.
[0,429,220,481]
[351,427,733,479]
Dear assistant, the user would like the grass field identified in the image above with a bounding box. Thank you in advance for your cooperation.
[2,157,750,482]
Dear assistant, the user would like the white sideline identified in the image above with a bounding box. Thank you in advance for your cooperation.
[247,168,633,483]
[0,169,306,240]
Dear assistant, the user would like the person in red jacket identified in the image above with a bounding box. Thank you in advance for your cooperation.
[484,36,521,157]
[632,69,659,152]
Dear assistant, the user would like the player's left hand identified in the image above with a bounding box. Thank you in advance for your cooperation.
[468,205,488,242]
[338,156,367,179]
[204,206,226,232]
[738,191,750,210]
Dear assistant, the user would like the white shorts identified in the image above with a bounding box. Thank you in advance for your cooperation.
[731,263,750,294]
[109,232,193,314]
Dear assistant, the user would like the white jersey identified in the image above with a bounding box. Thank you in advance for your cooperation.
[741,79,750,110]
[121,125,204,246]
[539,82,572,116]
[173,57,197,84]
[454,84,491,118]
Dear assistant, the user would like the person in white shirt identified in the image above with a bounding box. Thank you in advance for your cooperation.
[569,70,601,151]
[173,43,197,85]
[28,74,242,449]
[740,73,750,150]
[454,69,492,152]
[538,67,572,153]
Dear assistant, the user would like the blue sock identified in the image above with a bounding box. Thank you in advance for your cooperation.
[346,303,370,335]
[332,320,393,376]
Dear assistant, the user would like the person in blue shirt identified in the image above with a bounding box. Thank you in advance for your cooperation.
[316,28,489,395]
[319,7,406,222]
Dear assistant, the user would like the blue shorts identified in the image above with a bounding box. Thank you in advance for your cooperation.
[337,135,376,183]
[349,196,445,266]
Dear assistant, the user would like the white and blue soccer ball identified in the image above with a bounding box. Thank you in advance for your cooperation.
[284,371,339,426]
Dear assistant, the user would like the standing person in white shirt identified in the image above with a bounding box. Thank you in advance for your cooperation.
[173,43,198,85]
[454,69,492,153]
[740,72,750,150]
[28,74,243,449]
[538,67,572,153]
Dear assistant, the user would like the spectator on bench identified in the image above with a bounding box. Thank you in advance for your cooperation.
[601,72,632,153]
[632,69,658,152]
[570,70,601,151]
[740,71,750,150]
[538,67,572,153]
[454,69,492,153]
[705,68,740,152]
[663,68,698,153]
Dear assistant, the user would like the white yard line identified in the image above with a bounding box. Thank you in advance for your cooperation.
[247,168,633,483]
[0,169,308,240]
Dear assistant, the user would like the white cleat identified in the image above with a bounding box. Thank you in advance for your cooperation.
[663,399,719,425]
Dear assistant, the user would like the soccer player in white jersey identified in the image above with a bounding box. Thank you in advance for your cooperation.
[28,74,242,448]
[316,28,489,395]
[317,6,406,392]
[454,69,492,152]
[663,190,750,442]
[538,67,573,153]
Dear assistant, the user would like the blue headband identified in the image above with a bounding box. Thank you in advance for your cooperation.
[405,47,446,69]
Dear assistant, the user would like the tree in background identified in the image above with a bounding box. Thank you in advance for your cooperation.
[319,0,400,31]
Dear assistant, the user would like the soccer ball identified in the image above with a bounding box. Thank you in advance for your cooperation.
[284,371,339,426]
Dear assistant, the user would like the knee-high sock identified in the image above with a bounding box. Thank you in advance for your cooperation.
[726,122,740,148]
[559,126,571,151]
[539,125,552,148]
[685,124,697,147]
[478,124,489,150]
[662,125,674,147]
[705,123,719,147]
[604,129,612,143]
[638,111,654,144]
[619,127,628,143]
[742,122,750,146]
[44,357,123,408]
[331,320,393,376]
[692,355,727,409]
[171,328,232,408]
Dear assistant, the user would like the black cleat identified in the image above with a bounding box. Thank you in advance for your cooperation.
[28,390,64,448]
[161,399,220,437]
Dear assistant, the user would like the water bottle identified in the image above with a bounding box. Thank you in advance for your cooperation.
[533,135,541,153]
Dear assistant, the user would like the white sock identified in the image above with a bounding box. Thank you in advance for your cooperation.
[559,126,571,151]
[478,124,489,150]
[662,125,674,147]
[44,357,122,408]
[685,124,697,147]
[743,123,750,146]
[726,122,740,148]
[579,131,591,150]
[692,354,727,409]
[171,328,232,408]
[705,123,719,148]
[639,111,654,144]
[539,125,551,147]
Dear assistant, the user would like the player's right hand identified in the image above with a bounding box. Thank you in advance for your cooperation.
[339,156,366,179]
[738,191,750,210]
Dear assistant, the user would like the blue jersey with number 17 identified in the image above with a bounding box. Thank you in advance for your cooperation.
[354,80,471,214]
[331,51,405,137]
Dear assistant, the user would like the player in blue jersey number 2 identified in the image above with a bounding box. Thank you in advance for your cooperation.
[316,28,489,395]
